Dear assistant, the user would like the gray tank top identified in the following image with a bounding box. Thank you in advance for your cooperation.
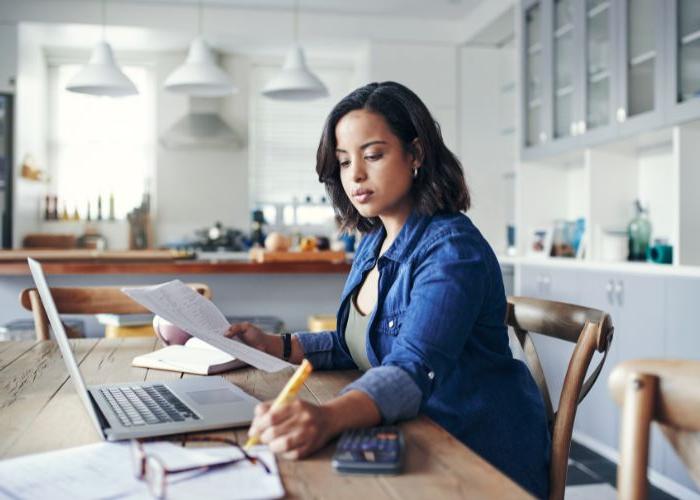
[345,292,373,371]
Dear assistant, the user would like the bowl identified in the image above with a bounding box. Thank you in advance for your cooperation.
[152,316,192,345]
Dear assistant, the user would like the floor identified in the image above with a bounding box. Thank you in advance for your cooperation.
[566,440,678,500]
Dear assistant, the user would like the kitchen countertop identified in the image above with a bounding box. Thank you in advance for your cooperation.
[0,249,352,275]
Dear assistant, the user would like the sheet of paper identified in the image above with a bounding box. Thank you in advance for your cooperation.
[0,442,283,500]
[122,280,292,372]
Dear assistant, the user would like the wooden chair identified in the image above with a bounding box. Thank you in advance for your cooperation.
[19,283,212,341]
[609,359,700,500]
[506,296,615,500]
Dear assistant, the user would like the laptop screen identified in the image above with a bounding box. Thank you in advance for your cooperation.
[27,258,105,437]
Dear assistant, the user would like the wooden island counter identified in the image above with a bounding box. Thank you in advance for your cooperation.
[0,250,350,334]
[0,250,352,275]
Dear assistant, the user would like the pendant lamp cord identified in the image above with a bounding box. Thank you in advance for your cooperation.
[101,0,106,40]
[198,0,203,35]
[293,0,299,43]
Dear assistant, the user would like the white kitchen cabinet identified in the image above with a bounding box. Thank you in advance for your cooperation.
[661,276,700,492]
[520,264,583,408]
[517,263,700,493]
[518,264,581,302]
[574,270,622,454]
[576,272,666,471]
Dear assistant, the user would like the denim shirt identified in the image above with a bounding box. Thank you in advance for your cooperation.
[295,211,550,498]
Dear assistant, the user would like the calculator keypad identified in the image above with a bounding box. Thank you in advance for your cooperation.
[336,427,402,464]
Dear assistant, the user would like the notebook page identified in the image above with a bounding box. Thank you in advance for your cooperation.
[123,280,292,372]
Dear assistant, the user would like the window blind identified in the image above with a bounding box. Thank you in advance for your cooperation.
[249,64,355,205]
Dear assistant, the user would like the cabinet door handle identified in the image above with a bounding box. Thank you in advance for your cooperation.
[614,280,624,306]
[616,107,627,123]
[606,280,614,304]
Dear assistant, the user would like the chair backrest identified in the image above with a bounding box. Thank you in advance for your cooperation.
[19,283,212,341]
[609,359,700,500]
[506,296,614,500]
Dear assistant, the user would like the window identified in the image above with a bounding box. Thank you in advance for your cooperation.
[249,63,354,231]
[47,63,156,220]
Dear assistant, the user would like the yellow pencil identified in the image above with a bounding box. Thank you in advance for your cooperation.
[244,359,313,449]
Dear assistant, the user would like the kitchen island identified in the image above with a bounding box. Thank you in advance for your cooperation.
[0,250,350,335]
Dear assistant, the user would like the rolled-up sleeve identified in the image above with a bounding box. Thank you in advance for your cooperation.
[339,365,422,423]
[294,331,335,369]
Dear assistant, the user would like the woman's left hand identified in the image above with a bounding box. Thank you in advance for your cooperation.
[249,399,335,459]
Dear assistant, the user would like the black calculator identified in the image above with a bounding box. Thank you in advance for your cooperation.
[332,426,405,474]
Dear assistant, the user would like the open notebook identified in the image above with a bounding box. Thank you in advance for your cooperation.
[133,337,246,375]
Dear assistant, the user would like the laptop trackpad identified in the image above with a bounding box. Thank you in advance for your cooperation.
[187,389,243,405]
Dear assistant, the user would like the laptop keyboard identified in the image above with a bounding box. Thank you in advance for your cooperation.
[99,385,200,427]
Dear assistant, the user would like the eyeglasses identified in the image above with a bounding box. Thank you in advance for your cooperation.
[131,437,270,499]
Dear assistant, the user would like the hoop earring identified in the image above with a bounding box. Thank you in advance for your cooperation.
[413,167,418,179]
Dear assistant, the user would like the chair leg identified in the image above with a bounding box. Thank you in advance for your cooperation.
[29,290,50,341]
[618,372,657,500]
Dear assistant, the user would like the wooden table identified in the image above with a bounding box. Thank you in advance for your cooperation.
[0,339,532,499]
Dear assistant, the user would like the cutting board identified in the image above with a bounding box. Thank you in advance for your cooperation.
[249,248,346,263]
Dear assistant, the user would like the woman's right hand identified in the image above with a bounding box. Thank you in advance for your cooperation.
[225,322,281,357]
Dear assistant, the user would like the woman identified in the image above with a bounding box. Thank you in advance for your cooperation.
[228,81,550,497]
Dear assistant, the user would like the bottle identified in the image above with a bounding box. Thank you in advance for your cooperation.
[108,192,115,220]
[72,206,80,221]
[97,195,103,221]
[628,199,652,261]
[51,195,59,220]
[86,200,92,221]
[61,202,69,221]
[44,195,51,221]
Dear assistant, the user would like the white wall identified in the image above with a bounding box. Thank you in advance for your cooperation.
[154,53,250,245]
[366,40,458,151]
[459,46,514,254]
[13,24,48,247]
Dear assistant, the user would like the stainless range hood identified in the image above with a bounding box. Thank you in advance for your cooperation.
[161,97,241,149]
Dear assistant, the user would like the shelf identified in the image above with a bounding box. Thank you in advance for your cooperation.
[554,24,573,39]
[681,29,700,46]
[630,50,656,67]
[588,69,610,84]
[587,1,610,20]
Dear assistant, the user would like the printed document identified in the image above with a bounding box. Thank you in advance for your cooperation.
[0,441,283,500]
[122,280,292,372]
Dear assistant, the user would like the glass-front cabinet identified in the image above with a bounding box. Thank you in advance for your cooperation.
[552,0,575,141]
[667,0,700,122]
[584,0,614,135]
[524,1,547,147]
[614,0,666,136]
[520,0,670,158]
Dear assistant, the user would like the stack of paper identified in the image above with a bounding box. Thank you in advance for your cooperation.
[0,442,284,500]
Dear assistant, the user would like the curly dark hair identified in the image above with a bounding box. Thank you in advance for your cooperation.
[316,81,470,233]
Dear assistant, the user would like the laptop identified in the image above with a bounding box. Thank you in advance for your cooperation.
[27,257,260,441]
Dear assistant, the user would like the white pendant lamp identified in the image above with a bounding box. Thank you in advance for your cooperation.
[262,0,328,101]
[164,1,237,97]
[66,0,138,97]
